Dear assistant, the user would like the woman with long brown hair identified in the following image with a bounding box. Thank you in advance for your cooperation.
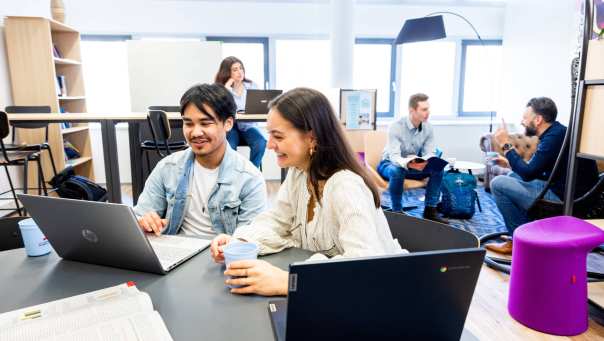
[215,56,266,169]
[210,87,402,296]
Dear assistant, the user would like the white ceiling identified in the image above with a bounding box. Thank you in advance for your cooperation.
[156,0,506,7]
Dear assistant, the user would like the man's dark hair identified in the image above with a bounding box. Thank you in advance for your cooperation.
[409,93,429,110]
[179,83,236,122]
[527,97,557,123]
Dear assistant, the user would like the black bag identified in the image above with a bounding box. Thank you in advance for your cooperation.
[49,166,108,202]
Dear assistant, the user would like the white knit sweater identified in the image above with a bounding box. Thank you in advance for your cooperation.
[232,168,403,260]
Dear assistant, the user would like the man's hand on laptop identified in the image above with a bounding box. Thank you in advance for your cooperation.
[137,212,167,236]
[210,234,233,263]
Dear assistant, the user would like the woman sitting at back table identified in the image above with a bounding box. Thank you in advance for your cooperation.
[210,87,402,296]
[215,56,267,169]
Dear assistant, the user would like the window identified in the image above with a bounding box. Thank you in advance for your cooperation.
[459,40,503,116]
[81,36,133,112]
[275,39,330,91]
[354,39,395,118]
[399,41,457,117]
[206,37,269,89]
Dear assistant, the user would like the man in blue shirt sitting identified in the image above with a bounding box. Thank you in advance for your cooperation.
[377,93,448,224]
[487,97,598,254]
[134,83,267,238]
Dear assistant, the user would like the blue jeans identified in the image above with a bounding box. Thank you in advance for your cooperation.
[227,123,266,169]
[377,159,444,212]
[490,172,561,235]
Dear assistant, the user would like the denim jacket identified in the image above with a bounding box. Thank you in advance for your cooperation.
[133,147,267,235]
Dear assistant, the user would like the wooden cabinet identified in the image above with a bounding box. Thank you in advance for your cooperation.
[4,16,94,183]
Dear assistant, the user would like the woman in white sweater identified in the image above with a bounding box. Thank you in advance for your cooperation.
[210,87,402,296]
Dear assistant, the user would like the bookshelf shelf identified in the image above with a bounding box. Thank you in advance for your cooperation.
[48,18,78,33]
[65,156,92,167]
[53,57,81,65]
[58,96,86,100]
[5,16,95,182]
[62,126,89,135]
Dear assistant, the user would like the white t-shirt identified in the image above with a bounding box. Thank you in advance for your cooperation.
[179,161,219,238]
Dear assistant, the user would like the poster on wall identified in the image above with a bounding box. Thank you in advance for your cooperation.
[339,89,377,130]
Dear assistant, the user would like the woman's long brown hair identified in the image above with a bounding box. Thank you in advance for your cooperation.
[268,87,381,208]
[214,56,252,85]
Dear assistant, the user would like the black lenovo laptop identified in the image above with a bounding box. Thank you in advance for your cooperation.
[268,248,485,341]
[244,89,283,115]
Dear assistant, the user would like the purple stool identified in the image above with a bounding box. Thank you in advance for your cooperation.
[508,216,604,335]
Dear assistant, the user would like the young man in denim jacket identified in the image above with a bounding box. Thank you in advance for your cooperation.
[134,83,267,237]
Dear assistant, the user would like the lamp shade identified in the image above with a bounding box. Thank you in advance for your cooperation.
[395,15,447,44]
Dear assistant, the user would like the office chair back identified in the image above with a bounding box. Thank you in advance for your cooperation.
[147,110,173,157]
[5,106,51,142]
[0,216,28,251]
[148,106,180,113]
[0,111,9,139]
[0,111,12,162]
[385,210,478,252]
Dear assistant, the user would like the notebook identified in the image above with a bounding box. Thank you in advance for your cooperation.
[0,282,173,341]
[402,156,449,173]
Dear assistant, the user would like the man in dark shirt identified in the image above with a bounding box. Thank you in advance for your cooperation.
[486,97,598,255]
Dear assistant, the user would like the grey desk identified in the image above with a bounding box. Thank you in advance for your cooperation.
[0,247,309,341]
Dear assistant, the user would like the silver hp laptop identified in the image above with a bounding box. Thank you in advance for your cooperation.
[244,89,283,115]
[17,194,210,275]
[268,249,485,341]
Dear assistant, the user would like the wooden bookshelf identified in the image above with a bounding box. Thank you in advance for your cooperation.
[4,16,94,183]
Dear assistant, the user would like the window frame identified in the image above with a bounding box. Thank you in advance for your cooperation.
[354,38,396,119]
[81,35,133,42]
[458,39,503,117]
[206,36,270,89]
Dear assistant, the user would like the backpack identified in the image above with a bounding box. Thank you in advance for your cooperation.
[438,169,482,219]
[49,166,108,202]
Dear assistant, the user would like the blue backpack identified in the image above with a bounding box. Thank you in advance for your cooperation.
[439,170,481,219]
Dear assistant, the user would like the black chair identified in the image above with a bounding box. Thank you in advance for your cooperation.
[141,107,188,173]
[0,216,28,251]
[526,125,604,221]
[0,111,48,216]
[384,210,478,252]
[5,106,58,177]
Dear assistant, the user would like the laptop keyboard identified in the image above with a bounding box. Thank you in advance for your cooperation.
[152,244,194,268]
[147,235,211,270]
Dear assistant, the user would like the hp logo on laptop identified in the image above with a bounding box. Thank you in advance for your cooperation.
[81,229,99,243]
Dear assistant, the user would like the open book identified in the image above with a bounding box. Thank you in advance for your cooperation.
[400,156,449,173]
[0,283,173,341]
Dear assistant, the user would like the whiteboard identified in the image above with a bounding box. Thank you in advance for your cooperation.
[127,40,222,112]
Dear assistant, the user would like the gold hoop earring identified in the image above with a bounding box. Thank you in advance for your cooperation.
[309,147,315,157]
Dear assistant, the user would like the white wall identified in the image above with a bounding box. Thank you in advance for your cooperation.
[6,0,581,187]
[61,0,505,182]
[63,0,504,39]
[500,0,579,125]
